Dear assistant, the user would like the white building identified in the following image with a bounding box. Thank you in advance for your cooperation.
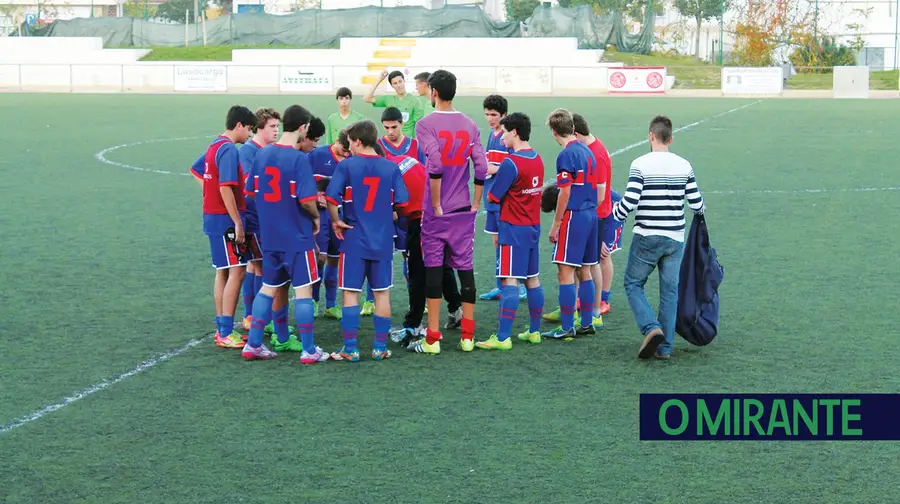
[655,0,899,70]
[1,0,121,25]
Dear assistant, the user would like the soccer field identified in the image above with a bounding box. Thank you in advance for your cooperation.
[2,93,899,503]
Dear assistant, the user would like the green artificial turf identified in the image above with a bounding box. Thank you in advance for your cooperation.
[1,94,899,503]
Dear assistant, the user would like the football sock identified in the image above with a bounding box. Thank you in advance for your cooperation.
[495,248,502,290]
[295,298,315,354]
[578,280,595,327]
[366,285,374,303]
[273,306,290,344]
[602,289,611,303]
[312,279,321,303]
[220,315,234,338]
[247,293,273,348]
[527,286,544,332]
[324,264,338,309]
[341,306,360,353]
[559,283,577,331]
[254,274,264,296]
[497,285,519,341]
[425,327,442,345]
[242,274,255,318]
[373,315,391,352]
[214,315,220,335]
[461,317,476,341]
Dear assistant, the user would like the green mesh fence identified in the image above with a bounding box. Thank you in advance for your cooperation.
[18,4,653,54]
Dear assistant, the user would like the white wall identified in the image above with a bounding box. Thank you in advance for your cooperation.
[0,61,619,95]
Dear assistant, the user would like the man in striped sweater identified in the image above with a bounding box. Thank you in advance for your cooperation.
[612,115,706,361]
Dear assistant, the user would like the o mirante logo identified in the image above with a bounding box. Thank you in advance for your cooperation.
[639,394,900,441]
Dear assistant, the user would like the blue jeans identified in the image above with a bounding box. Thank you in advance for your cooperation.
[623,234,684,356]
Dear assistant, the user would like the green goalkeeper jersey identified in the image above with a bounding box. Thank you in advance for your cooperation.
[372,93,422,138]
[325,110,367,145]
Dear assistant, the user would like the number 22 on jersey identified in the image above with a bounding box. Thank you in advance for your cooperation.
[438,130,472,166]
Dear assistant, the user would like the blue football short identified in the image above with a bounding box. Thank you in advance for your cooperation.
[338,252,393,292]
[602,214,624,255]
[484,210,499,235]
[208,232,261,269]
[315,216,342,258]
[552,208,599,267]
[243,200,259,234]
[497,243,539,280]
[394,216,408,253]
[261,249,320,288]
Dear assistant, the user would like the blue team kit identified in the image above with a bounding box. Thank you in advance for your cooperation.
[551,140,599,267]
[247,143,320,288]
[324,153,410,292]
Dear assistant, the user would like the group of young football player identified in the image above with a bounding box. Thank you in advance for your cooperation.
[191,69,631,364]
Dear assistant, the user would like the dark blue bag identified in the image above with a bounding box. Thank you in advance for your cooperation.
[676,214,724,346]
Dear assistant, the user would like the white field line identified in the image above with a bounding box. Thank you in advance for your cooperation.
[95,135,207,176]
[607,99,762,157]
[0,336,208,434]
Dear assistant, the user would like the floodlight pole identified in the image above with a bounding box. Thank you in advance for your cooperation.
[718,0,724,65]
[894,0,899,70]
[814,0,818,42]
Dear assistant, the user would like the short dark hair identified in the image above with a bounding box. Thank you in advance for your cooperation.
[414,71,430,83]
[499,112,531,141]
[546,108,574,137]
[226,105,255,130]
[427,69,456,102]
[650,115,673,144]
[572,113,590,136]
[541,182,559,213]
[381,106,403,123]
[336,87,352,100]
[388,70,404,84]
[337,129,350,150]
[345,120,379,148]
[482,94,508,116]
[282,105,312,133]
[373,143,386,157]
[307,116,325,140]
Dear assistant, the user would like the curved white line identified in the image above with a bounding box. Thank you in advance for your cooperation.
[94,135,208,176]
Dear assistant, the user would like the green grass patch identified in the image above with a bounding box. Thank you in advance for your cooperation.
[603,48,722,89]
[137,44,333,61]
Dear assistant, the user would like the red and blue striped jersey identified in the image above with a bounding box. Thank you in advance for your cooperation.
[248,144,318,252]
[378,136,423,165]
[483,129,513,212]
[488,149,543,247]
[200,136,246,235]
[325,153,410,261]
[556,139,598,211]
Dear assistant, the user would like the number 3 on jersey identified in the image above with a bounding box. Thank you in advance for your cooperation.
[263,166,282,202]
[438,130,472,165]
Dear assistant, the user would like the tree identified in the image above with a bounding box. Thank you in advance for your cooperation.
[506,0,540,22]
[674,0,727,57]
[156,0,209,23]
[730,0,814,66]
[123,0,158,19]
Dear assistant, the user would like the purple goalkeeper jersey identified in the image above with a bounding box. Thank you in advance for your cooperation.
[415,110,487,218]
